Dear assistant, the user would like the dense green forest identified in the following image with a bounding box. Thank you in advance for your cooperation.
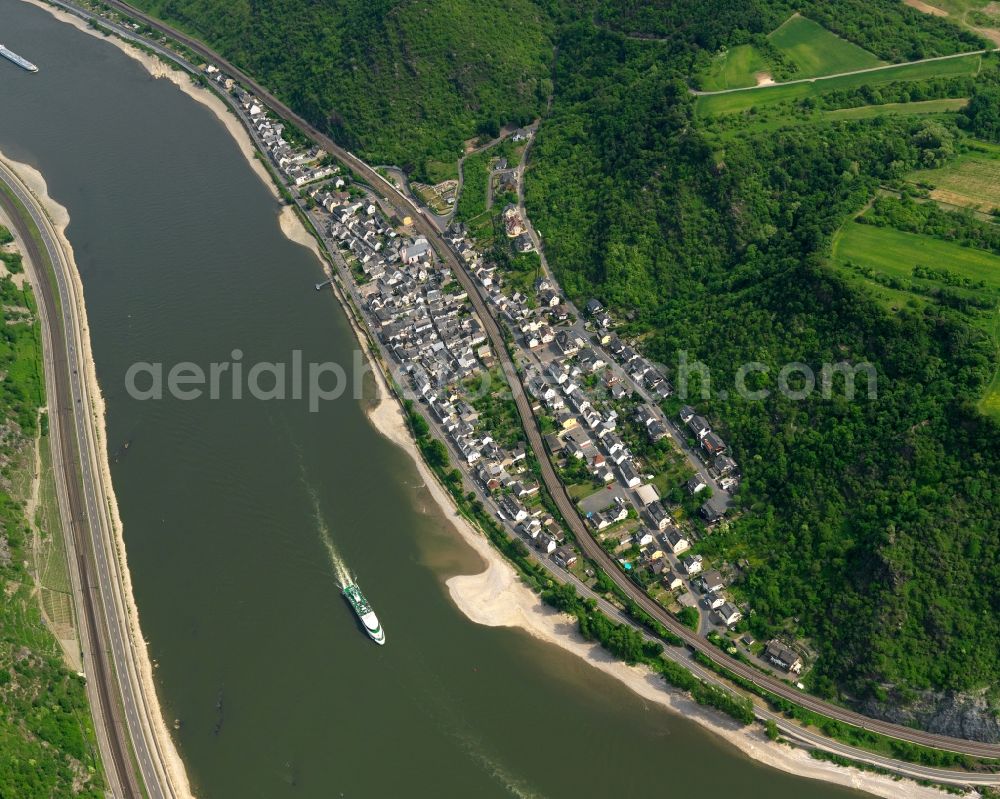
[130,0,1000,713]
[0,272,105,797]
[131,0,554,178]
[525,19,1000,702]
[597,0,986,58]
[965,85,1000,140]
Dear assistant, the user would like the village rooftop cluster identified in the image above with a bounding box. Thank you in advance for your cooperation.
[207,62,810,680]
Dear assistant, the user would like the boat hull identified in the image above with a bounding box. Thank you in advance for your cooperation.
[360,610,386,645]
[0,45,38,73]
[343,583,386,645]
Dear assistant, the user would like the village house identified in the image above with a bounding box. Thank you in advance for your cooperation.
[706,591,726,610]
[634,405,657,428]
[635,483,659,507]
[646,501,671,531]
[687,475,708,494]
[701,431,727,457]
[497,170,518,193]
[714,454,738,476]
[556,411,578,431]
[518,518,542,540]
[538,289,561,308]
[663,571,684,591]
[701,570,725,594]
[553,546,577,569]
[555,330,579,356]
[765,641,804,674]
[682,554,703,576]
[687,415,711,439]
[508,480,539,498]
[578,348,606,373]
[618,460,642,488]
[610,382,629,401]
[700,494,728,524]
[665,530,691,555]
[498,495,528,523]
[648,420,669,443]
[588,511,613,531]
[714,602,742,627]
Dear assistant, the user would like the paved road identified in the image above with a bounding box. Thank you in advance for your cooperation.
[691,46,998,96]
[0,161,171,798]
[55,0,1000,767]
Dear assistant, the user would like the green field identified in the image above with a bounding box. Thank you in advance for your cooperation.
[697,52,982,115]
[702,97,969,143]
[831,221,1000,416]
[825,97,969,119]
[769,14,884,78]
[699,44,770,91]
[696,15,883,93]
[834,221,1000,286]
[909,140,1000,213]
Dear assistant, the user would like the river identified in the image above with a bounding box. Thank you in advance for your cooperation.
[0,2,865,797]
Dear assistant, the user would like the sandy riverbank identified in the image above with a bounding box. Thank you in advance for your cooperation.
[21,3,965,797]
[366,371,954,799]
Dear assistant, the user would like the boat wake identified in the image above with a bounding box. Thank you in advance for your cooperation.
[312,488,352,588]
[300,468,352,588]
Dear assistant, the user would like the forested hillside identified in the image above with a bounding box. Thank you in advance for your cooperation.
[131,0,554,178]
[597,0,985,58]
[525,13,1000,718]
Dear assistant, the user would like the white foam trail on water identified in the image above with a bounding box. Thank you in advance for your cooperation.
[297,463,353,588]
[454,730,545,799]
[311,487,352,587]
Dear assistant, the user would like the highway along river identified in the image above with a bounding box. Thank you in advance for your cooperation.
[0,2,866,797]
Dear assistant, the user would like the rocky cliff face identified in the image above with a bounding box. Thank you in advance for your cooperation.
[858,690,1000,744]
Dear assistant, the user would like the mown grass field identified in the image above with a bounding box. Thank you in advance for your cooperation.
[825,97,969,119]
[699,44,769,91]
[697,52,982,115]
[909,140,1000,212]
[834,221,1000,285]
[696,15,883,93]
[769,14,884,78]
[831,221,1000,417]
[702,97,969,143]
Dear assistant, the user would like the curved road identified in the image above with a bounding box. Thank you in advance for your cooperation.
[49,0,1000,770]
[0,160,171,798]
